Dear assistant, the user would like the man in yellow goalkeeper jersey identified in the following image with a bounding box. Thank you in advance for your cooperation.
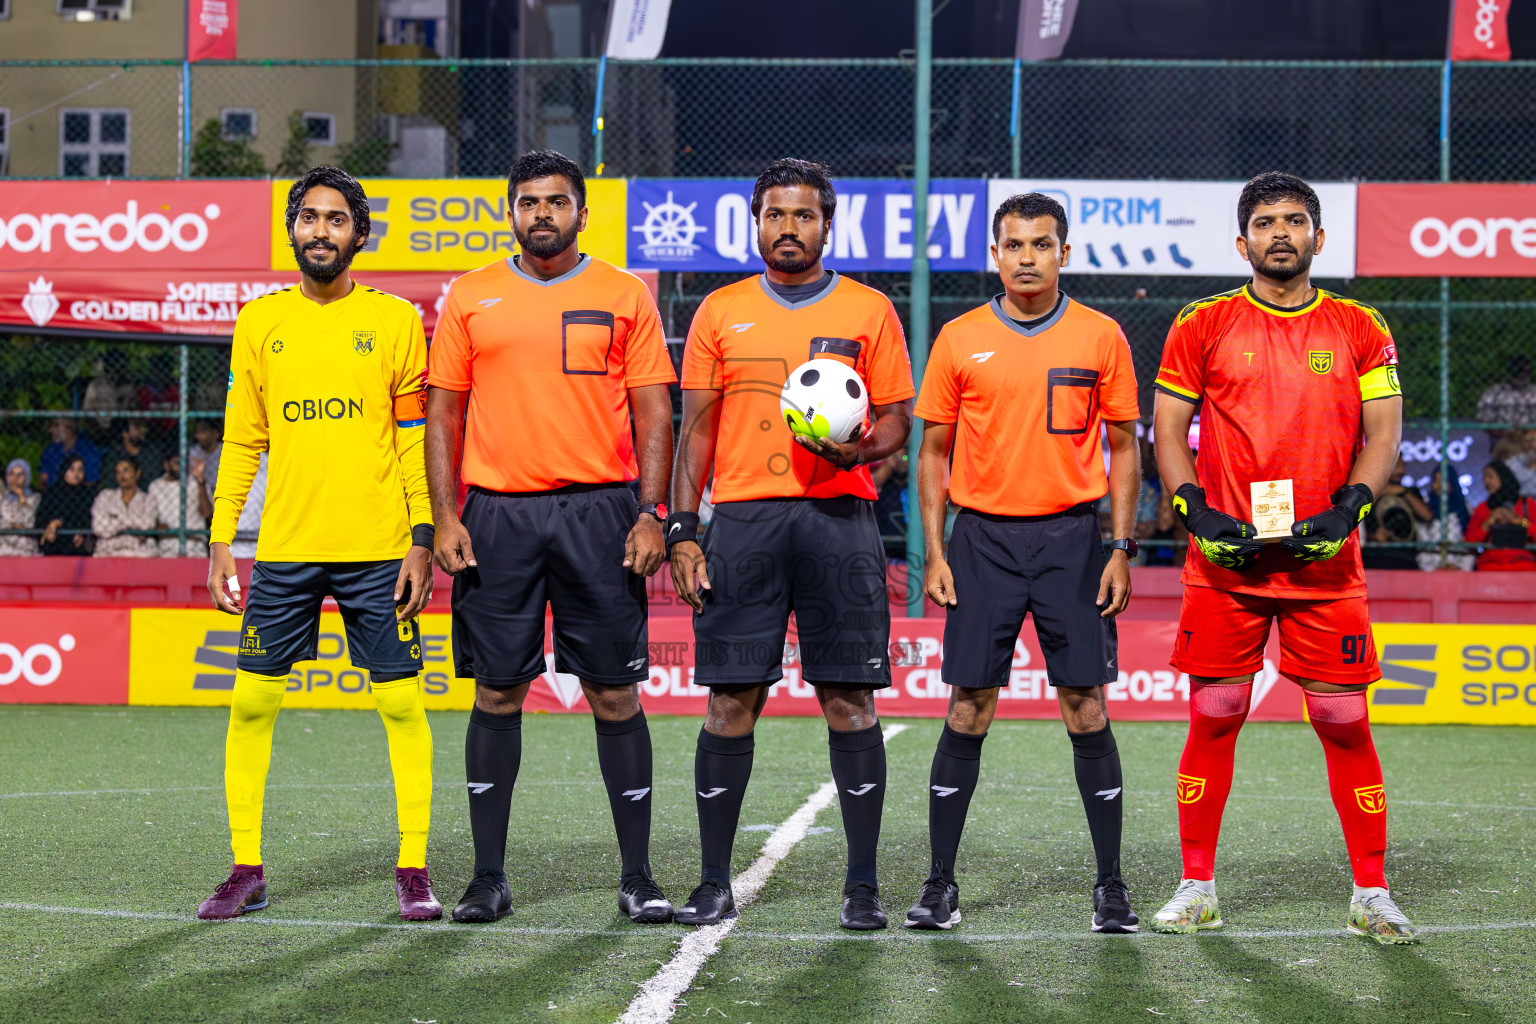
[196,166,441,922]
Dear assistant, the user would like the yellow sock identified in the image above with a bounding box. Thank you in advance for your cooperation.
[225,669,288,865]
[371,675,433,869]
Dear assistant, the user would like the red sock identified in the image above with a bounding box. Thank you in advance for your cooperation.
[1176,682,1251,881]
[1305,690,1388,889]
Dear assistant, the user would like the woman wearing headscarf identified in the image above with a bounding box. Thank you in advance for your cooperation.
[1465,461,1536,571]
[0,458,41,556]
[92,456,157,558]
[37,454,96,556]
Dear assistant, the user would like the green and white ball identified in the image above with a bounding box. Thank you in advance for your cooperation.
[780,359,868,444]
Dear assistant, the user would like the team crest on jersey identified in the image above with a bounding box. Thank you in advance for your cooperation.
[353,331,375,355]
[1176,773,1206,803]
[1354,784,1387,813]
[1308,350,1333,374]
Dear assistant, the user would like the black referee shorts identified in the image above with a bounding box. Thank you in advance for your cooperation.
[941,503,1117,691]
[238,560,424,676]
[452,483,648,688]
[693,496,891,690]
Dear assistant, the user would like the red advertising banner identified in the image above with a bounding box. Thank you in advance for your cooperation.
[188,0,239,61]
[0,181,271,272]
[0,606,129,705]
[1448,0,1512,61]
[0,269,458,338]
[1356,182,1536,277]
[519,617,1304,722]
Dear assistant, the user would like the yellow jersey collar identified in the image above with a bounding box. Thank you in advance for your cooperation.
[1241,282,1323,318]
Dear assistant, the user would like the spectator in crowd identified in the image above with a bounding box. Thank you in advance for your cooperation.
[1477,355,1536,435]
[227,451,267,559]
[38,417,102,488]
[1416,467,1476,572]
[1498,428,1536,497]
[81,350,133,440]
[1465,461,1536,571]
[0,458,40,557]
[1137,485,1186,567]
[92,457,157,558]
[1361,455,1433,570]
[193,419,223,501]
[149,449,212,557]
[37,454,96,555]
[105,419,163,484]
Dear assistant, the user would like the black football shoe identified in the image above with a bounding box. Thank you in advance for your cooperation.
[839,882,889,931]
[619,874,674,924]
[452,870,513,923]
[1092,875,1140,933]
[903,877,961,930]
[674,880,735,926]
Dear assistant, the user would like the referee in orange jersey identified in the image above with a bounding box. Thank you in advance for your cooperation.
[906,193,1142,934]
[667,159,915,930]
[425,151,677,926]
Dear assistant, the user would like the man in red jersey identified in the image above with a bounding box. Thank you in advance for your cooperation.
[1149,172,1418,944]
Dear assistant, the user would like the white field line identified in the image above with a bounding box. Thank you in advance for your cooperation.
[617,723,908,1024]
[0,901,1531,945]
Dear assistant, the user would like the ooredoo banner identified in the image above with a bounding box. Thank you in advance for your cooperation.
[0,606,128,705]
[985,179,1359,277]
[0,181,271,272]
[0,605,1515,724]
[123,609,1300,721]
[0,270,459,338]
[1356,183,1536,277]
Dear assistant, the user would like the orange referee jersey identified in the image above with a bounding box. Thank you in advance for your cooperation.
[914,295,1140,516]
[681,272,915,503]
[429,255,676,493]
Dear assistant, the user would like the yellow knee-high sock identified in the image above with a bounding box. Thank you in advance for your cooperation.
[225,670,288,866]
[371,675,433,869]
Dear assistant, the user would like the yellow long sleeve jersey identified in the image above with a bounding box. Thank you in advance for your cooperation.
[212,284,431,562]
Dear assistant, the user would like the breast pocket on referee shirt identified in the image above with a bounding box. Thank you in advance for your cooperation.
[1046,367,1100,435]
[562,310,616,375]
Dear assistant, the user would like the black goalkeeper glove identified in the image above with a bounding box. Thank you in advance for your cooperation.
[1172,483,1265,571]
[1281,483,1374,563]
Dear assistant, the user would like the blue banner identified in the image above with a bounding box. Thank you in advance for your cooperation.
[626,179,988,273]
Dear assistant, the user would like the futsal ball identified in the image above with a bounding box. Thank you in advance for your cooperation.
[780,359,869,444]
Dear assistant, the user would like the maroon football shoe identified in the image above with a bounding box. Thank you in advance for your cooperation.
[396,867,443,921]
[197,864,267,920]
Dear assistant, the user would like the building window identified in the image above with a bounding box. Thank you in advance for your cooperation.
[221,108,257,141]
[60,108,130,177]
[303,112,336,147]
[58,0,132,20]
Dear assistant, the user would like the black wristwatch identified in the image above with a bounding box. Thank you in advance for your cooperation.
[1109,538,1138,558]
[638,502,668,522]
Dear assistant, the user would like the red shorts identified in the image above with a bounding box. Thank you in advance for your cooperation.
[1170,585,1380,686]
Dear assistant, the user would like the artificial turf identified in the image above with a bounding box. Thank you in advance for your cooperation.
[0,705,1531,1023]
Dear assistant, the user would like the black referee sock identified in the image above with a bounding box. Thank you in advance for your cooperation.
[1069,723,1124,884]
[465,706,522,877]
[928,724,985,884]
[695,728,754,886]
[828,723,886,890]
[595,709,654,880]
